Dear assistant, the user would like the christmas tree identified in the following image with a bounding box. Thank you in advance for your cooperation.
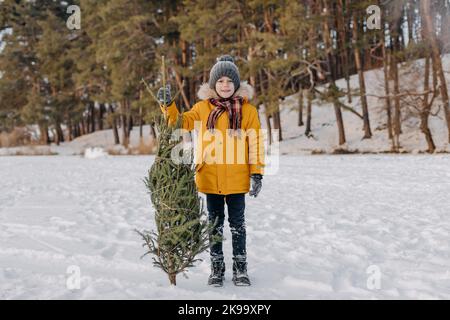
[137,114,213,285]
[137,59,214,285]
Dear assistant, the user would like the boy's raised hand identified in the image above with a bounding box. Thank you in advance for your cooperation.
[157,84,172,106]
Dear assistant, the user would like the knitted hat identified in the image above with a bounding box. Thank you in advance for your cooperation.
[208,55,240,92]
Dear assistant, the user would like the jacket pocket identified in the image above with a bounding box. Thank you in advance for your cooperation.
[195,161,205,172]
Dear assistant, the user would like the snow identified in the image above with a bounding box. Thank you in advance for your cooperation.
[1,155,449,299]
[84,147,109,159]
[0,125,156,156]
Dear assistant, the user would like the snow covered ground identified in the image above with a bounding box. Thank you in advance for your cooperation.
[1,155,449,299]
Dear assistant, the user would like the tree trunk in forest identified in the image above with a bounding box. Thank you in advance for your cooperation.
[109,104,120,145]
[322,0,346,145]
[305,89,313,137]
[298,89,304,126]
[55,121,64,145]
[352,14,372,139]
[337,0,352,104]
[265,113,273,146]
[263,5,282,142]
[380,5,394,146]
[421,55,436,153]
[39,124,49,145]
[272,106,282,142]
[421,0,450,143]
[383,43,395,148]
[127,110,133,138]
[139,106,143,139]
[258,70,272,145]
[89,103,95,133]
[149,121,157,140]
[80,120,86,136]
[391,48,402,151]
[98,103,105,131]
[121,100,129,148]
[68,123,73,141]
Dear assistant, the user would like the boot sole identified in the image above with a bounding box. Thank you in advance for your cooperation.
[233,281,251,286]
[232,278,251,286]
[208,276,225,287]
[210,282,223,287]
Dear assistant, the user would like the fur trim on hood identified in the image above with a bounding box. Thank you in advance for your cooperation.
[197,81,254,101]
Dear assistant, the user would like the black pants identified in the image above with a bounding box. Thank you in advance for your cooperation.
[206,193,246,258]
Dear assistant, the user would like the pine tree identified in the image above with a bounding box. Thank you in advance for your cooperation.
[137,114,212,286]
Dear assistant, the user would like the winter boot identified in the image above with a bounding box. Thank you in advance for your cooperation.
[208,256,225,287]
[232,255,251,286]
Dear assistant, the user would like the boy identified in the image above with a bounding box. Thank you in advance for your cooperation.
[157,55,264,286]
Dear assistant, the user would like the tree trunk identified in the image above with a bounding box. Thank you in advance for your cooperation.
[149,122,157,140]
[322,0,346,145]
[127,111,133,138]
[265,113,273,146]
[109,104,120,145]
[128,103,133,140]
[89,103,95,133]
[352,14,372,139]
[380,5,394,145]
[258,70,272,145]
[337,0,352,104]
[39,124,49,145]
[298,89,304,126]
[80,120,85,136]
[272,107,282,142]
[55,121,64,145]
[441,1,450,54]
[383,46,395,149]
[139,106,143,139]
[305,89,313,137]
[202,38,208,83]
[74,123,80,139]
[121,100,129,147]
[98,103,105,131]
[421,55,436,153]
[168,273,177,286]
[247,44,257,93]
[421,0,450,143]
[263,5,282,143]
[391,48,402,151]
[67,120,73,141]
[267,71,282,142]
[173,68,190,110]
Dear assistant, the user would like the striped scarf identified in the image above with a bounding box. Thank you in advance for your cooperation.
[207,96,244,137]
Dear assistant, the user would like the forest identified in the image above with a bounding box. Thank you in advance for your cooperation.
[1,0,450,153]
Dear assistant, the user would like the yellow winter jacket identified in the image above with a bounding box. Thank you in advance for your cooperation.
[160,81,265,195]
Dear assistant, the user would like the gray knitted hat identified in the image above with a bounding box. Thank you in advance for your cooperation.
[208,55,240,92]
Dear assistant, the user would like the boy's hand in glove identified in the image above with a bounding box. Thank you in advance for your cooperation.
[157,84,172,106]
[249,174,263,197]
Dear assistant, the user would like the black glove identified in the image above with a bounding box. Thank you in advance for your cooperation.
[157,84,172,106]
[249,174,263,197]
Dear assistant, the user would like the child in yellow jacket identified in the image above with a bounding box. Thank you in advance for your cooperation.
[158,55,264,287]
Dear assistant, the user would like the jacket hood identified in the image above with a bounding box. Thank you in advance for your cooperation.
[197,81,254,102]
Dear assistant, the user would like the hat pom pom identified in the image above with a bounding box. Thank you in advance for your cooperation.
[217,55,234,63]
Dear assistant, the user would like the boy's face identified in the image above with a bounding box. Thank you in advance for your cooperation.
[215,76,235,99]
